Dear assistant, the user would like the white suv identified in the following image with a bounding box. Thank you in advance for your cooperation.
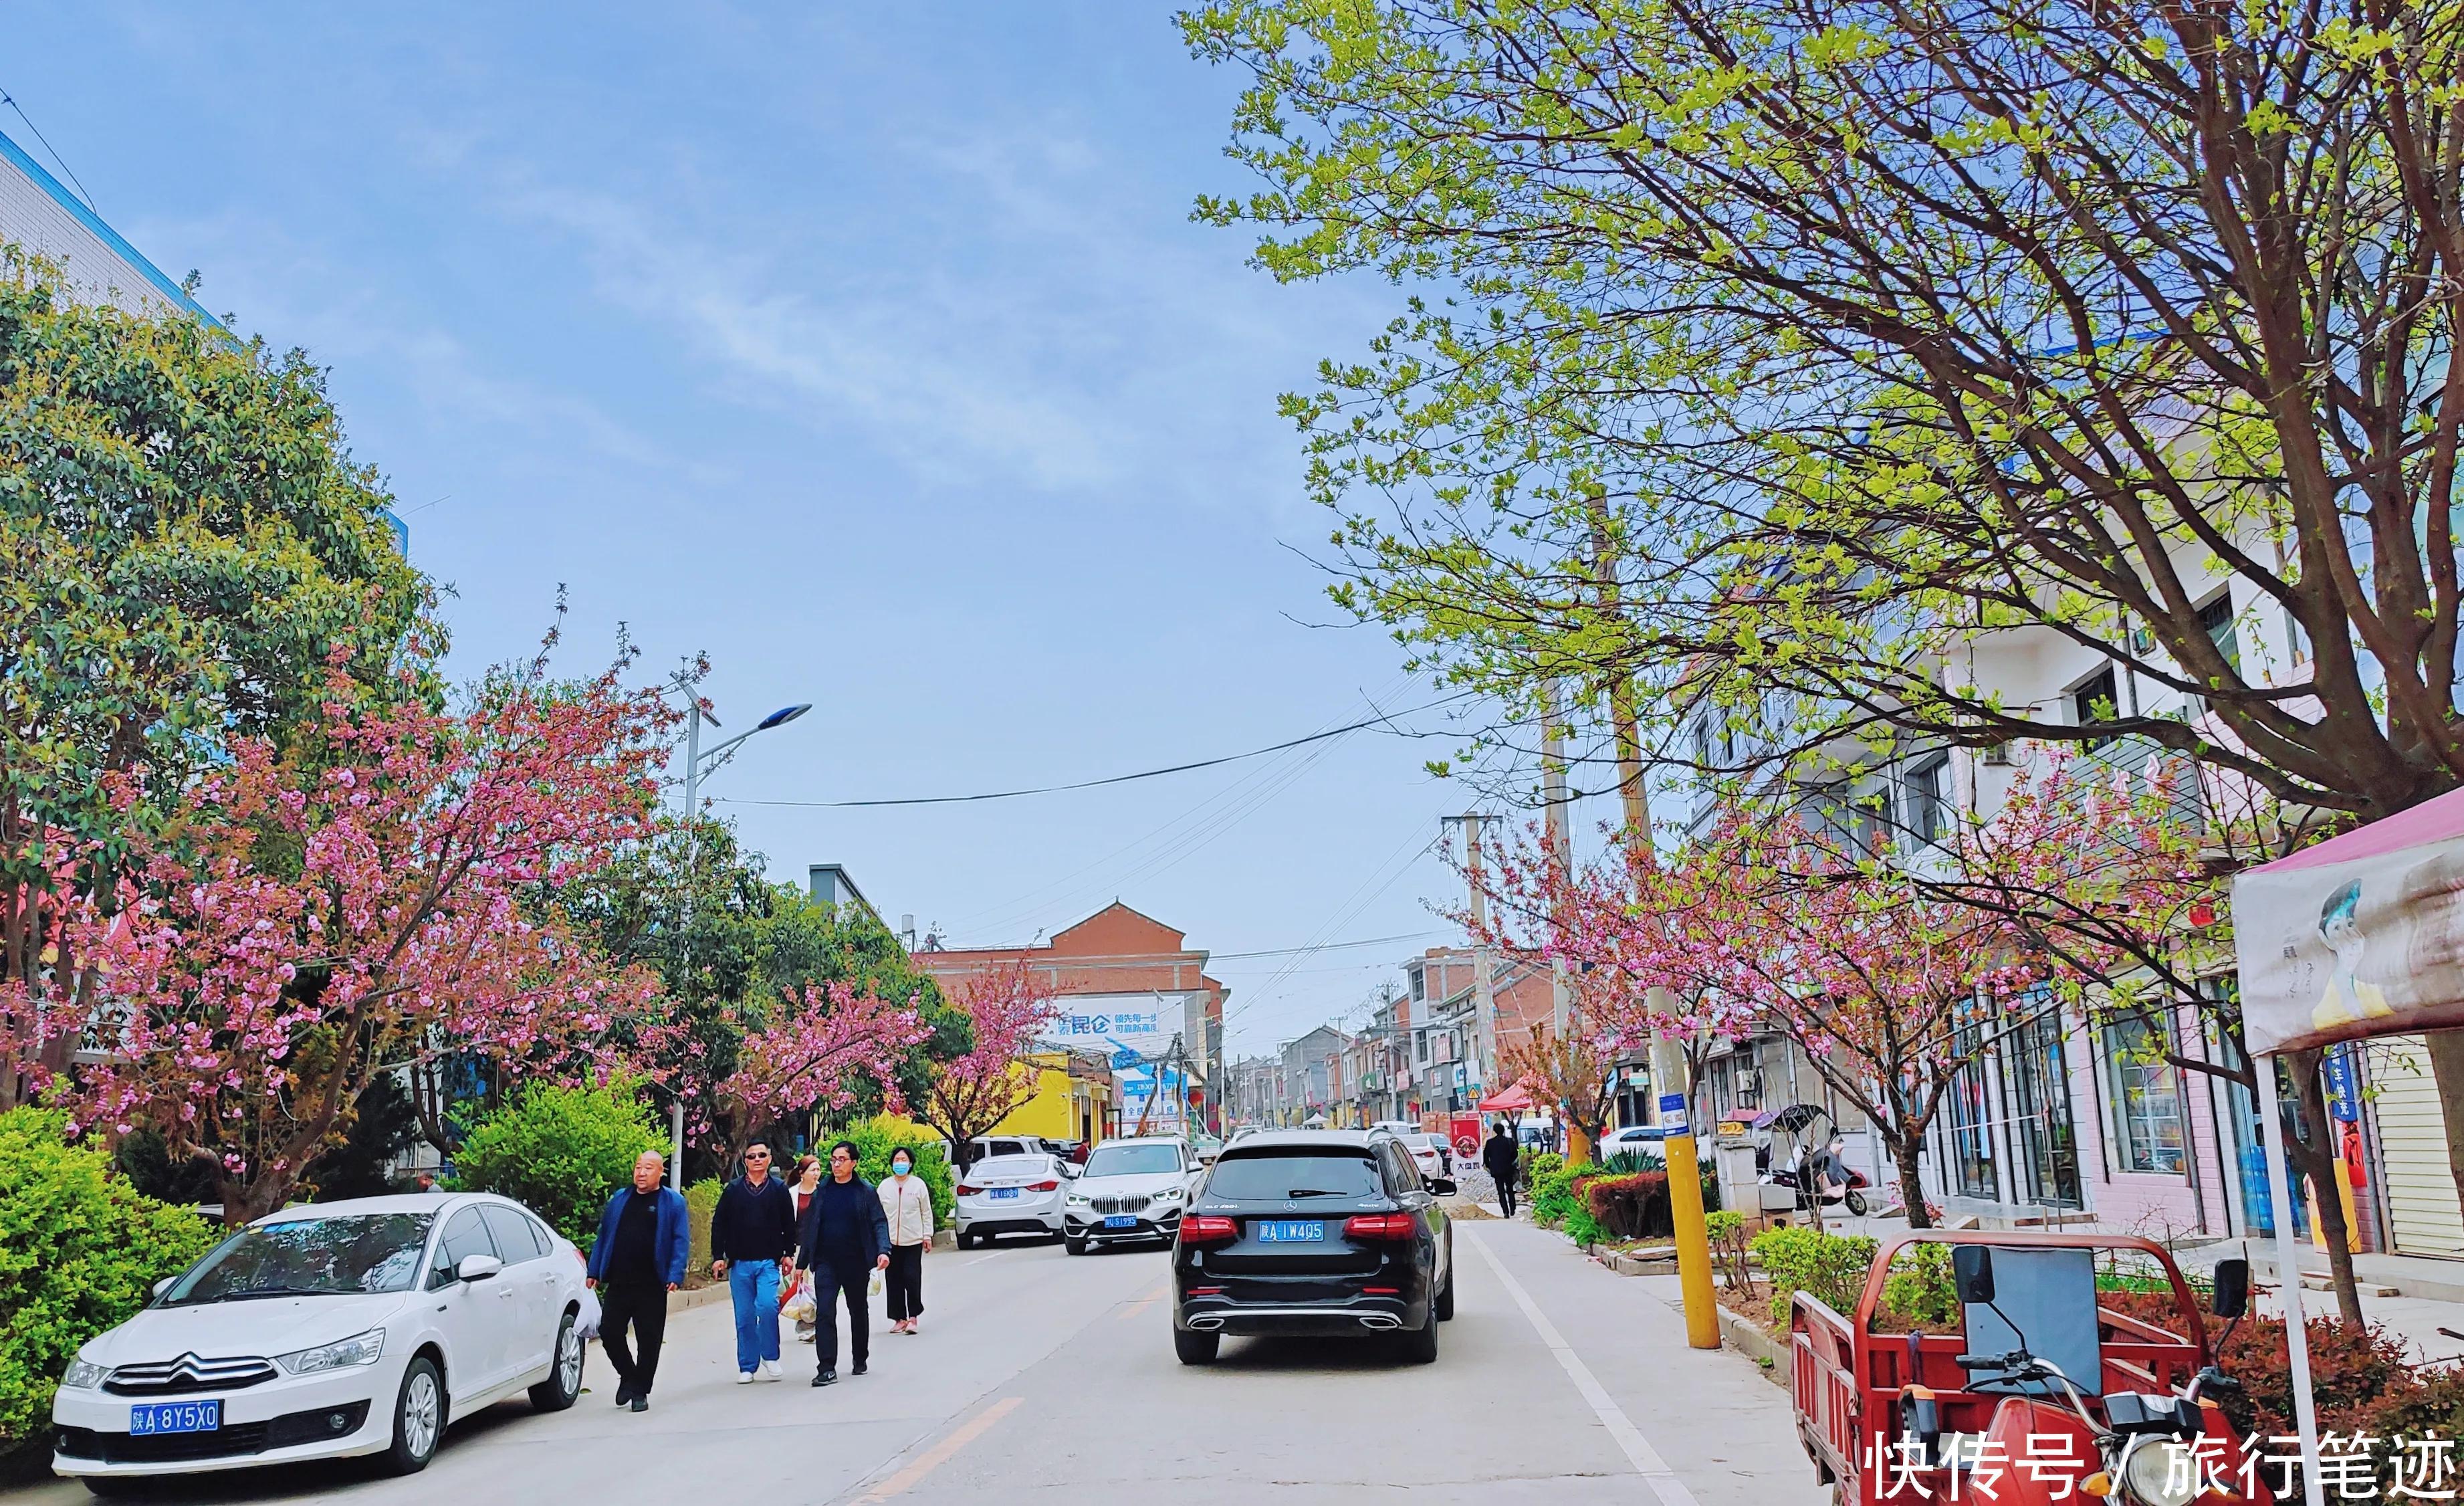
[1062,1138,1193,1253]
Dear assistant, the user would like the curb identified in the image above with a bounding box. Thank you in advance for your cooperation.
[1718,1303,1791,1388]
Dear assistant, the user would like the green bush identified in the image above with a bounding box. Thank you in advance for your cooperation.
[1564,1204,1606,1245]
[1583,1172,1672,1239]
[818,1116,956,1225]
[1749,1225,1878,1328]
[447,1079,661,1246]
[1,1108,221,1461]
[685,1177,723,1277]
[1876,1241,1960,1331]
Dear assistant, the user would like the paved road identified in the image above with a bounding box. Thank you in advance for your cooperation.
[7,1219,1822,1506]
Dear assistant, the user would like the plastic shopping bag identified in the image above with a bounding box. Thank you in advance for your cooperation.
[576,1289,603,1341]
[780,1286,817,1324]
[868,1268,884,1298]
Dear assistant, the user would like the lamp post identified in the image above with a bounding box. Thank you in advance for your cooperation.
[668,693,812,1178]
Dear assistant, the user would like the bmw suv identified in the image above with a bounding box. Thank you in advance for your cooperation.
[1169,1129,1453,1365]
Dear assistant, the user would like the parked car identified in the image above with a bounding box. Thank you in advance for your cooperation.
[1169,1129,1453,1366]
[51,1194,586,1491]
[1062,1138,1194,1253]
[1187,1136,1224,1166]
[1397,1132,1452,1180]
[955,1153,1070,1247]
[960,1134,1054,1165]
[1601,1125,1666,1152]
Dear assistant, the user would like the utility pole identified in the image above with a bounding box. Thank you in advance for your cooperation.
[1541,680,1580,1163]
[1442,815,1500,1108]
[1591,512,1718,1350]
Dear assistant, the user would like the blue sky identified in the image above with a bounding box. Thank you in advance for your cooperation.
[5,3,1591,1054]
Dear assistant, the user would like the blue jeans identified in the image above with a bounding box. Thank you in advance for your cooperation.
[727,1259,781,1372]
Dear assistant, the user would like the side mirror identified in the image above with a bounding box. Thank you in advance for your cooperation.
[457,1254,503,1283]
[2211,1257,2249,1320]
[1952,1245,1997,1305]
[1059,1163,1080,1179]
[1430,1177,1458,1198]
[152,1277,175,1299]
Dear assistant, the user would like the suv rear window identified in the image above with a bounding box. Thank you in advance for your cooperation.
[1206,1152,1383,1201]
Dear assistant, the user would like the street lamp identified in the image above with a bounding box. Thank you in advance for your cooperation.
[667,693,812,1176]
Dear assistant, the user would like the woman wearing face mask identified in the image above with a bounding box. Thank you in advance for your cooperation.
[878,1146,935,1334]
[784,1156,823,1341]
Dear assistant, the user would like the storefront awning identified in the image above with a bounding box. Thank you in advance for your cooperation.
[1476,1083,1532,1112]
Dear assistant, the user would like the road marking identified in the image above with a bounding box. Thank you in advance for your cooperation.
[965,1253,1000,1266]
[1466,1228,1704,1506]
[1117,1280,1166,1320]
[849,1396,1024,1504]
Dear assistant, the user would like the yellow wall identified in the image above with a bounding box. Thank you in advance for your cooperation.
[877,1057,1107,1150]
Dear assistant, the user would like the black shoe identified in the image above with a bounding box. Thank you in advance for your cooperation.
[629,1396,649,1412]
[812,1369,838,1386]
[613,1383,635,1408]
[852,1362,867,1376]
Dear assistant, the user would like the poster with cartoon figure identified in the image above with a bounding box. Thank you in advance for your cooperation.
[2237,787,2464,1054]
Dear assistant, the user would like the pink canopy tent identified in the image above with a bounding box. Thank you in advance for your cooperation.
[1475,1083,1533,1113]
[2230,786,2464,1506]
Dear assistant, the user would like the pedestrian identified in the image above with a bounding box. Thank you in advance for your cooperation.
[878,1146,934,1334]
[794,1138,891,1386]
[585,1150,689,1412]
[414,1171,437,1194]
[784,1155,823,1341]
[710,1140,798,1384]
[1480,1121,1521,1218]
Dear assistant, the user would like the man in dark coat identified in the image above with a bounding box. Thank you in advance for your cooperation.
[795,1140,891,1386]
[709,1140,800,1382]
[586,1150,690,1410]
[1480,1123,1523,1218]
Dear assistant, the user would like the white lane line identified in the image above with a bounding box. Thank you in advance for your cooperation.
[1467,1228,1704,1506]
[966,1253,1000,1266]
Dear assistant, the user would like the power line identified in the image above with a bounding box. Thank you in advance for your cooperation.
[719,691,1467,810]
[1,88,98,212]
[1208,930,1436,961]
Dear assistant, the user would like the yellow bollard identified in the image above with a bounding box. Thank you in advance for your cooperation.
[1660,1095,1721,1350]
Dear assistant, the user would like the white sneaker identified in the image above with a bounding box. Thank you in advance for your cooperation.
[736,1371,754,1385]
[760,1361,782,1382]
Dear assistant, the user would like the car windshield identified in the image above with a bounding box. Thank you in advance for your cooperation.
[1083,1144,1182,1177]
[165,1212,436,1305]
[1205,1152,1383,1201]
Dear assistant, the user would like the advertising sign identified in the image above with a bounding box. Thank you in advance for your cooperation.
[1658,1091,1691,1138]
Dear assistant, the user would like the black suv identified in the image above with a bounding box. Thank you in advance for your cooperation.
[1169,1129,1454,1365]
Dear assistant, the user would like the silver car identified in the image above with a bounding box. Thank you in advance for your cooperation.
[954,1154,1069,1248]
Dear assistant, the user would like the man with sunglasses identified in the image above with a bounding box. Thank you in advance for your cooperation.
[709,1140,799,1383]
[794,1140,891,1386]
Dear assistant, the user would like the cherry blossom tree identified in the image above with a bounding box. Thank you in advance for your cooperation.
[5,649,671,1222]
[698,978,930,1164]
[907,959,1062,1171]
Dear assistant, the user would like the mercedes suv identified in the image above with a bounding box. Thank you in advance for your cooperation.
[1169,1129,1453,1365]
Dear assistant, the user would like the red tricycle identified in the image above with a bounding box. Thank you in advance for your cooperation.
[1789,1231,2269,1505]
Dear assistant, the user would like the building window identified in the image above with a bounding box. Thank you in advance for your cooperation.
[2102,1016,2187,1174]
[1906,756,1950,847]
[1408,967,1424,1002]
[2072,667,2120,749]
[2196,593,2241,673]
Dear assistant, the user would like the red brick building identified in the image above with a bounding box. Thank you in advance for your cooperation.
[911,903,1229,1136]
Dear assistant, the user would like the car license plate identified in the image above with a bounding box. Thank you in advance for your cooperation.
[129,1401,220,1436]
[1255,1220,1324,1243]
[989,1188,1020,1200]
[1103,1214,1139,1228]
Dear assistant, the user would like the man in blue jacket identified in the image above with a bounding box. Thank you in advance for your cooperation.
[586,1150,689,1412]
[794,1140,891,1386]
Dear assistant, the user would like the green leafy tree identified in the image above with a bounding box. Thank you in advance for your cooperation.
[821,1115,957,1226]
[304,1072,422,1202]
[0,1107,219,1463]
[1,247,427,1109]
[447,1079,663,1246]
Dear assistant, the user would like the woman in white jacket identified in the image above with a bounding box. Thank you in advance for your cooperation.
[878,1148,935,1334]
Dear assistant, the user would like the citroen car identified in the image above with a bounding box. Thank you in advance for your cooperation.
[1169,1129,1454,1366]
[1062,1137,1194,1253]
[51,1194,586,1492]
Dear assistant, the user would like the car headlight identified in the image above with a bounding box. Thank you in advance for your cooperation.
[60,1359,109,1391]
[2120,1437,2199,1506]
[1153,1187,1183,1202]
[274,1328,386,1375]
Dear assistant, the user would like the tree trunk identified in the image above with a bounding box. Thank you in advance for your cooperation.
[2286,1049,2367,1327]
[2420,1031,2464,1239]
[1892,1136,1934,1228]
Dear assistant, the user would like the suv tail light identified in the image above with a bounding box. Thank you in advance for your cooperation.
[1180,1215,1239,1246]
[1030,1180,1060,1192]
[1343,1212,1417,1241]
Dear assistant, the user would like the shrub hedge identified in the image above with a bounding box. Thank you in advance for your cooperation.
[1749,1225,1878,1328]
[447,1079,663,1247]
[1,1108,220,1465]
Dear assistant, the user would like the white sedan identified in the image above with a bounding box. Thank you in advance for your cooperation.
[1397,1132,1454,1181]
[52,1193,587,1491]
[955,1154,1070,1247]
